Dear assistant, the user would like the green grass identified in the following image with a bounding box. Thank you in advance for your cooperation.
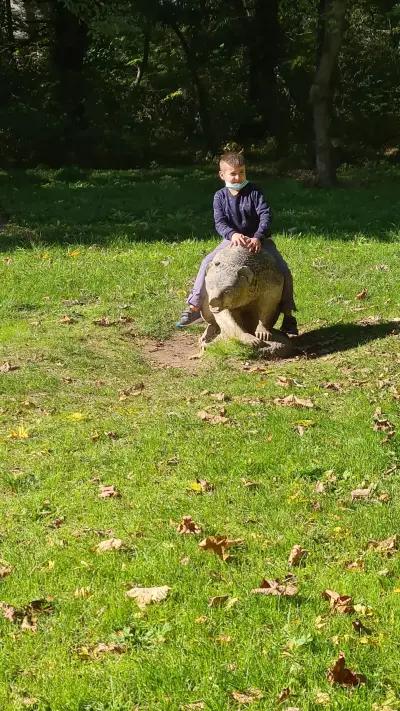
[0,165,399,711]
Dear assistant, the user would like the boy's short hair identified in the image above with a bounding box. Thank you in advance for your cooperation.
[219,152,245,167]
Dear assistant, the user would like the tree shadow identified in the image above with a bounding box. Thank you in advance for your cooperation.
[296,320,399,358]
[0,167,399,251]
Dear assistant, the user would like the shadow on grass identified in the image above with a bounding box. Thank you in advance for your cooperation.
[297,320,399,358]
[0,166,399,250]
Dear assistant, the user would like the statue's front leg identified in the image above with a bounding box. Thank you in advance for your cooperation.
[215,309,260,347]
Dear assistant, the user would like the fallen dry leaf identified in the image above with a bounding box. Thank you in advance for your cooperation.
[314,691,331,706]
[351,485,374,501]
[352,618,372,635]
[231,688,264,704]
[197,409,229,425]
[241,478,261,489]
[277,687,291,703]
[118,382,145,400]
[294,419,315,436]
[59,314,76,324]
[126,585,171,608]
[93,317,115,327]
[345,559,365,571]
[322,589,354,614]
[373,408,396,439]
[210,392,230,402]
[273,394,314,408]
[208,595,229,608]
[180,702,206,710]
[198,536,243,561]
[321,381,342,391]
[368,535,398,556]
[95,538,124,553]
[0,362,20,373]
[187,479,214,494]
[327,651,366,686]
[0,597,54,632]
[356,288,368,300]
[0,564,13,578]
[177,516,202,535]
[214,634,232,644]
[77,641,126,659]
[252,575,298,597]
[98,484,120,498]
[288,545,308,567]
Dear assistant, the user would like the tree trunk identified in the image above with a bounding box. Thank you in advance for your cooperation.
[5,0,15,55]
[310,0,347,187]
[170,23,217,153]
[134,20,151,86]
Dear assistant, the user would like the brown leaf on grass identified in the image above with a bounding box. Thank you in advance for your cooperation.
[208,595,229,608]
[273,394,314,408]
[126,585,171,608]
[0,564,13,578]
[177,516,202,535]
[98,484,120,498]
[373,408,396,439]
[327,651,366,686]
[198,536,243,561]
[345,559,365,571]
[0,597,54,632]
[355,288,368,300]
[321,381,342,391]
[0,362,20,373]
[95,538,124,553]
[231,688,264,704]
[118,382,145,400]
[197,409,229,425]
[351,485,374,501]
[187,479,214,494]
[180,703,206,710]
[322,590,354,614]
[352,619,372,635]
[241,478,261,489]
[294,419,315,436]
[368,535,398,556]
[288,545,308,567]
[59,314,76,324]
[277,687,291,703]
[93,317,115,327]
[77,641,126,659]
[252,575,298,597]
[209,392,231,402]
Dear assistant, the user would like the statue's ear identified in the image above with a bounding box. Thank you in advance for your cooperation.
[238,265,254,284]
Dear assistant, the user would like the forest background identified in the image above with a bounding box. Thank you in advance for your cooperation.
[1,0,400,186]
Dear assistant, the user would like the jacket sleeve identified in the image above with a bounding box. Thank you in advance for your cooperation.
[213,192,235,240]
[253,190,272,239]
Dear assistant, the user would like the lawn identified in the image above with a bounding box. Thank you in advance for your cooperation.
[0,164,399,711]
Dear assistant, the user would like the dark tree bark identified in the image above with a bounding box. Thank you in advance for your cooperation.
[50,0,89,160]
[310,0,347,187]
[4,0,15,55]
[170,23,217,152]
[134,19,151,85]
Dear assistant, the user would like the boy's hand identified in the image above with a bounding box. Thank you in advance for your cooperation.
[230,233,248,247]
[247,237,261,253]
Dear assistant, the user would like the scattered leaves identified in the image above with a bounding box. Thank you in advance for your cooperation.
[273,394,314,408]
[351,485,374,501]
[231,688,264,704]
[327,651,366,687]
[126,585,171,608]
[197,408,229,425]
[368,535,398,556]
[208,595,229,608]
[241,478,261,489]
[177,516,202,535]
[373,408,396,440]
[0,564,13,578]
[198,536,243,561]
[322,589,354,614]
[288,545,308,567]
[277,687,291,703]
[356,288,368,300]
[99,484,120,499]
[118,383,145,400]
[252,575,298,597]
[294,419,315,436]
[0,362,20,373]
[352,619,372,635]
[0,597,54,632]
[95,538,124,553]
[187,479,214,494]
[77,642,126,659]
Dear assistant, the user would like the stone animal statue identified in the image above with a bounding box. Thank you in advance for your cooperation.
[200,245,294,358]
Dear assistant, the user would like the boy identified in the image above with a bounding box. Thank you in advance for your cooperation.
[176,152,298,335]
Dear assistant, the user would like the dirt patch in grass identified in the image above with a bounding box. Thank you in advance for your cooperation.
[141,331,201,371]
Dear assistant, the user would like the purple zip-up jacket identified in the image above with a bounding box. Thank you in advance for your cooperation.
[213,183,272,241]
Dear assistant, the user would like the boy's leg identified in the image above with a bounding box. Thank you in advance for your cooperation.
[176,240,229,328]
[187,240,230,308]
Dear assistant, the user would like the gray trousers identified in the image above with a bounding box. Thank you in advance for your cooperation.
[187,239,296,313]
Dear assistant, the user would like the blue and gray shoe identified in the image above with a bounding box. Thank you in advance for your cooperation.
[176,307,203,328]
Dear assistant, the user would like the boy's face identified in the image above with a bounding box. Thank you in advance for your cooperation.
[219,160,246,185]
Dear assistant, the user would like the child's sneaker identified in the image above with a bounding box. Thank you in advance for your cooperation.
[280,314,298,336]
[176,307,203,328]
